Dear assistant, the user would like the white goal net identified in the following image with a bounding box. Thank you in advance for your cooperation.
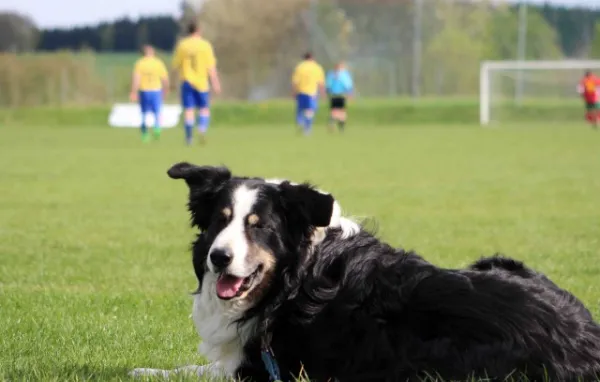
[480,60,600,126]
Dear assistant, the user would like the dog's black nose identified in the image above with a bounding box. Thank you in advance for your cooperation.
[210,249,232,270]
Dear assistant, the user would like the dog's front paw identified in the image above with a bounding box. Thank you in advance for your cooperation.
[129,365,216,379]
[129,368,172,378]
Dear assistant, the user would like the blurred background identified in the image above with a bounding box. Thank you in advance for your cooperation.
[0,0,599,108]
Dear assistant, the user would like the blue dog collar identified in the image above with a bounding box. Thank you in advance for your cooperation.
[261,347,282,382]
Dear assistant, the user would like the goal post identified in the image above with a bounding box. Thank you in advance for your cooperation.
[480,60,600,126]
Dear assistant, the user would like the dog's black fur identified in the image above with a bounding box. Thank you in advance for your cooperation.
[172,163,600,382]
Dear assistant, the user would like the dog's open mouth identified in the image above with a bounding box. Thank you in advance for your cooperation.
[215,266,262,300]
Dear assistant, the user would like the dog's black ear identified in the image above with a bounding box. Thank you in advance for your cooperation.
[280,181,335,228]
[167,162,231,187]
[167,162,232,230]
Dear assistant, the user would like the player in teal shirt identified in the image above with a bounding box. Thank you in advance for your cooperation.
[326,61,354,132]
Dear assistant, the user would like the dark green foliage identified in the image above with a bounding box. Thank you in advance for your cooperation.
[38,16,178,52]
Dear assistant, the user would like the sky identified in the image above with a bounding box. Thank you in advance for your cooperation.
[1,0,598,29]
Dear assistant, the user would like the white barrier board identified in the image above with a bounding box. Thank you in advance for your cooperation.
[108,103,182,128]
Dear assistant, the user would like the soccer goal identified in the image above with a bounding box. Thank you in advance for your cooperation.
[479,60,600,126]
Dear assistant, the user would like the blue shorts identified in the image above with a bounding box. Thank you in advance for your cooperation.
[139,90,162,114]
[181,81,210,109]
[296,93,317,112]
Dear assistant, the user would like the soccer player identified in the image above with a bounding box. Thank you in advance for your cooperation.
[130,45,169,142]
[292,52,326,135]
[577,70,600,128]
[326,61,354,133]
[172,23,222,145]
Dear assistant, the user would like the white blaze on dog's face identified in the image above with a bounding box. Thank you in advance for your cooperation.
[207,184,274,300]
[208,186,258,277]
[167,162,338,305]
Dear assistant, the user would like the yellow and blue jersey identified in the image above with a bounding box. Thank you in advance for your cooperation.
[292,60,325,96]
[172,36,216,92]
[134,56,168,92]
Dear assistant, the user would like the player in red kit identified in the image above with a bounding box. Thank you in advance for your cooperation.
[577,70,600,128]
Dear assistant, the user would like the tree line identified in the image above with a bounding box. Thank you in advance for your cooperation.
[39,16,179,52]
[0,3,599,57]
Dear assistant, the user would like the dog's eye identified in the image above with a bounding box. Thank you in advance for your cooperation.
[214,209,231,226]
[221,207,232,219]
[247,214,270,230]
[247,214,260,226]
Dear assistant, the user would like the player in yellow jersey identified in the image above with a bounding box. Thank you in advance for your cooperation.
[130,45,169,142]
[172,23,222,145]
[291,52,326,135]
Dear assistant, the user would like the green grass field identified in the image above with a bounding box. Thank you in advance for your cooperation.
[1,120,600,381]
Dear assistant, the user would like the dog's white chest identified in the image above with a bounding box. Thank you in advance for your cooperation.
[192,275,255,376]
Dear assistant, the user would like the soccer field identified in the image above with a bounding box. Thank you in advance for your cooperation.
[1,122,600,381]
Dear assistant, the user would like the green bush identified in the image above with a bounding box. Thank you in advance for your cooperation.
[0,52,109,107]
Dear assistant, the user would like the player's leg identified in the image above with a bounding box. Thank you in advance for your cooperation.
[329,97,346,132]
[585,102,592,124]
[139,91,150,142]
[594,103,600,128]
[181,82,195,145]
[151,90,162,140]
[295,94,306,132]
[337,97,347,132]
[301,94,316,135]
[584,101,598,124]
[328,97,337,132]
[196,91,211,145]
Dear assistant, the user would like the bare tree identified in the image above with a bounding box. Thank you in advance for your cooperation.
[0,12,38,52]
[179,0,198,37]
[194,0,310,98]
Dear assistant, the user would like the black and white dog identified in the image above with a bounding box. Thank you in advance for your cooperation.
[132,162,600,381]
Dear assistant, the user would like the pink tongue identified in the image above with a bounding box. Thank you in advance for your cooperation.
[216,274,245,299]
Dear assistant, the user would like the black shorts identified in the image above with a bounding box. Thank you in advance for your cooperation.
[329,96,346,110]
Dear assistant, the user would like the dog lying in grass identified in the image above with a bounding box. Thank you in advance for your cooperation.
[132,163,600,381]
